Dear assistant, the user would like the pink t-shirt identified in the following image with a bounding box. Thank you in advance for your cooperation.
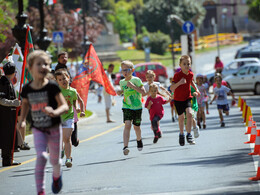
[145,95,167,121]
[214,61,224,69]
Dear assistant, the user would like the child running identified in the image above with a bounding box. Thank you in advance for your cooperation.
[210,74,235,127]
[116,60,146,155]
[145,83,171,143]
[196,74,207,129]
[143,70,171,98]
[203,75,210,114]
[18,50,69,195]
[170,55,200,146]
[55,70,78,167]
[168,77,177,122]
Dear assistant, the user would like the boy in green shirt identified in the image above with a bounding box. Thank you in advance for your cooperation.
[117,60,146,155]
[185,85,200,139]
[55,70,78,168]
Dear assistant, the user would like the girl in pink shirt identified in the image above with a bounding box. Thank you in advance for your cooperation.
[214,56,224,73]
[145,83,171,143]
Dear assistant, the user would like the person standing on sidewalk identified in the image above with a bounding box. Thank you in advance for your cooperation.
[0,62,21,166]
[103,64,115,122]
[117,60,146,155]
[170,55,200,146]
[18,50,69,195]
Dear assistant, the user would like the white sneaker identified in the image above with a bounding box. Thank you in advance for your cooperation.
[193,125,200,138]
[123,147,129,155]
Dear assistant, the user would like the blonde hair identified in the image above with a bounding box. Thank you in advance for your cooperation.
[146,70,156,77]
[149,83,158,91]
[179,55,191,65]
[121,60,134,69]
[27,50,52,68]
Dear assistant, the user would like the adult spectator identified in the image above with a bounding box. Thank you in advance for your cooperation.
[0,62,21,166]
[214,56,224,74]
[103,64,115,123]
[55,51,68,71]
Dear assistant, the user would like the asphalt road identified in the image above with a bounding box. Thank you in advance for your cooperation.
[1,44,260,195]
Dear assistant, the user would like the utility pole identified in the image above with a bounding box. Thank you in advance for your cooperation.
[37,0,52,51]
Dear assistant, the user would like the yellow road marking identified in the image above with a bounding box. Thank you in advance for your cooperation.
[0,124,124,173]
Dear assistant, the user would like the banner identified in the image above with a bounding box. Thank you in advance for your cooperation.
[71,44,116,107]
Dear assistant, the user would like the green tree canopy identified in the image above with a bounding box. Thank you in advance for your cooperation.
[139,0,205,40]
[247,0,260,22]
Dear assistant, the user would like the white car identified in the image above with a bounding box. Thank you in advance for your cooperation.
[224,64,260,95]
[205,58,260,85]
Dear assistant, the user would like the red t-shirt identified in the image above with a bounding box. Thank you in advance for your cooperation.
[145,95,167,121]
[172,70,194,101]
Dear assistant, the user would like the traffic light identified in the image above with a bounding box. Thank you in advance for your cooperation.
[187,34,193,53]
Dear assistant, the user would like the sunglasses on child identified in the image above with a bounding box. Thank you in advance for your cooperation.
[121,68,132,73]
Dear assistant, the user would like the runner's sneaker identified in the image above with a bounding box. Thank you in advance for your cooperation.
[157,130,162,138]
[172,117,175,122]
[137,139,143,151]
[123,146,129,155]
[52,175,62,194]
[65,158,72,168]
[153,136,159,144]
[179,134,185,146]
[193,125,200,138]
[221,122,225,127]
[186,133,195,145]
[203,124,206,129]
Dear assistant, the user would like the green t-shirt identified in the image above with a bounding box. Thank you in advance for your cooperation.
[60,87,77,121]
[119,76,143,110]
[191,85,198,112]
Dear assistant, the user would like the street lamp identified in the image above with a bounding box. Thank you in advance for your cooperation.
[36,0,52,51]
[12,0,29,52]
[81,0,92,55]
[167,16,176,69]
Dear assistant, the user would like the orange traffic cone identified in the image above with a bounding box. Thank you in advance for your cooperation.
[245,117,254,135]
[249,158,260,181]
[244,123,257,144]
[249,130,260,155]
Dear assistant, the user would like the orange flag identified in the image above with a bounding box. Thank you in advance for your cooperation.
[71,44,116,107]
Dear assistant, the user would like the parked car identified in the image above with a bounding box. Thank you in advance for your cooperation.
[205,58,260,85]
[114,62,168,85]
[235,46,260,59]
[224,63,260,95]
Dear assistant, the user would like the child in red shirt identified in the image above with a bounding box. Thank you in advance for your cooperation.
[170,55,200,146]
[145,83,171,143]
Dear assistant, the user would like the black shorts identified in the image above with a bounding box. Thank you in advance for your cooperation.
[174,99,191,116]
[122,109,142,126]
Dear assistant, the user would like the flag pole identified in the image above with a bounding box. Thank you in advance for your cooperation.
[11,25,30,164]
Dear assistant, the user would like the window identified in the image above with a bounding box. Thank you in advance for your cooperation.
[156,65,163,70]
[248,66,259,75]
[147,65,156,70]
[227,62,238,70]
[135,66,145,72]
[237,67,249,76]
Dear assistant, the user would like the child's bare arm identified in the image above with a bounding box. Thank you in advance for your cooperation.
[170,78,186,92]
[191,80,200,96]
[146,100,153,110]
[17,98,30,131]
[127,81,146,96]
[160,86,171,97]
[77,93,85,117]
[210,95,217,104]
[43,92,68,117]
